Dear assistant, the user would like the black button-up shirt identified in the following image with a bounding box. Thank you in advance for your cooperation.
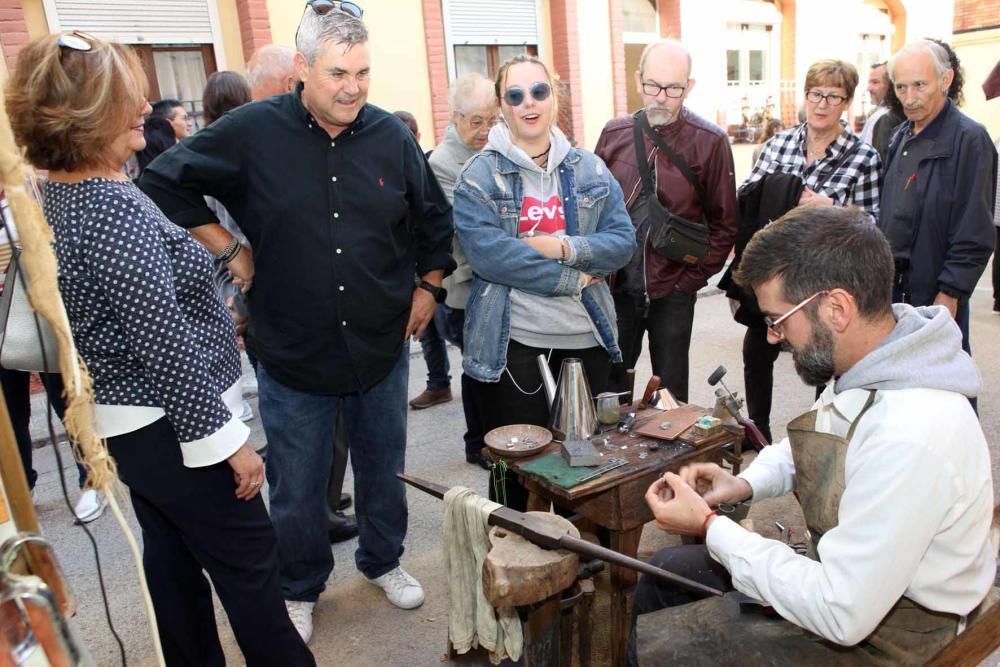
[140,88,454,394]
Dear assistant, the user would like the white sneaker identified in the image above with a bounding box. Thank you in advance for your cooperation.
[73,489,107,524]
[285,600,314,644]
[366,566,424,609]
[237,400,254,422]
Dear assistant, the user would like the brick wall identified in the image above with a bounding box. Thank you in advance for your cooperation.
[235,0,272,62]
[0,0,30,74]
[550,0,584,144]
[659,0,681,39]
[422,0,451,143]
[608,0,627,117]
[954,0,1000,32]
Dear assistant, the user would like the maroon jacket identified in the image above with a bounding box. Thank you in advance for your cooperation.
[594,109,737,299]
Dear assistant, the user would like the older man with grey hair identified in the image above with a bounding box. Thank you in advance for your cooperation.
[141,1,454,643]
[247,44,298,100]
[420,73,497,464]
[878,39,997,358]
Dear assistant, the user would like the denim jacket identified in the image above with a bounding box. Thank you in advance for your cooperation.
[453,147,636,382]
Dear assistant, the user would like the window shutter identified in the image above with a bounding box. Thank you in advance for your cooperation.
[446,0,539,45]
[51,0,214,44]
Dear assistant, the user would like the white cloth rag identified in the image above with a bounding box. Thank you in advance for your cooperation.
[443,486,523,664]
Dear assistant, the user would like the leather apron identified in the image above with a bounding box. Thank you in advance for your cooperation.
[637,392,960,666]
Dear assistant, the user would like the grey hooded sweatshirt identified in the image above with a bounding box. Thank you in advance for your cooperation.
[835,303,980,397]
[484,123,599,351]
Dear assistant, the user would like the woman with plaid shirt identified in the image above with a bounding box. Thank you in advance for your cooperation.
[738,59,882,443]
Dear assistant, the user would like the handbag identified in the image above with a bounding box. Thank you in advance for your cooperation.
[0,246,60,372]
[631,111,710,265]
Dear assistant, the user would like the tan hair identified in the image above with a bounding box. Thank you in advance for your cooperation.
[6,34,148,172]
[804,59,859,99]
[494,54,559,121]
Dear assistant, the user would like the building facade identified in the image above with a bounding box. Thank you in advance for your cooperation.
[1,0,982,152]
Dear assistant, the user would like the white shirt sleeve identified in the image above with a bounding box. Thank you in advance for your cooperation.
[738,437,797,502]
[707,432,953,646]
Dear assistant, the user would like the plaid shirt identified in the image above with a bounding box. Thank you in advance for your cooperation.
[740,123,882,222]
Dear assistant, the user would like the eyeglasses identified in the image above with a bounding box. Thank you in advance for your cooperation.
[503,82,551,107]
[305,0,363,17]
[58,31,96,53]
[805,90,848,107]
[641,80,687,99]
[461,113,499,130]
[763,290,828,340]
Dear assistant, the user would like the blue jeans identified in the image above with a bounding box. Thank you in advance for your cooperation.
[257,349,410,601]
[418,306,451,390]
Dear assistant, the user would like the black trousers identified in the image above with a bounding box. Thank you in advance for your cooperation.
[742,324,782,445]
[0,369,88,489]
[108,418,314,667]
[994,227,1000,311]
[480,340,612,511]
[609,290,697,403]
[628,545,733,667]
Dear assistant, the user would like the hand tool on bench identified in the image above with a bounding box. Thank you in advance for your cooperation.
[707,365,769,450]
[400,473,723,597]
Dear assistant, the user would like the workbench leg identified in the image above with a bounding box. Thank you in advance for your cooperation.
[524,595,561,666]
[526,491,550,512]
[609,527,642,667]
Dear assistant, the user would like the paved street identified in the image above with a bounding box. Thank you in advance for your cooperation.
[25,258,1000,666]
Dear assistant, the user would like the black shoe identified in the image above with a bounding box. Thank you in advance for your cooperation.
[328,512,359,543]
[337,493,352,511]
[465,450,490,470]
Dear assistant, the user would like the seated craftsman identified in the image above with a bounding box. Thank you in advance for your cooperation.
[631,205,996,665]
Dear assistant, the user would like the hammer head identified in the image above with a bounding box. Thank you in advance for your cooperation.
[707,366,727,387]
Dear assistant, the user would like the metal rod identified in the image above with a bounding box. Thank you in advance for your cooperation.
[397,473,725,598]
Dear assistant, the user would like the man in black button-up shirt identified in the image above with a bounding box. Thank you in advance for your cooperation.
[141,6,454,641]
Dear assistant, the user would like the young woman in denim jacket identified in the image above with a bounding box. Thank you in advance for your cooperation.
[453,55,635,510]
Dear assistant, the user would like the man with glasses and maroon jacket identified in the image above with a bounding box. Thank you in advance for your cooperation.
[595,40,737,403]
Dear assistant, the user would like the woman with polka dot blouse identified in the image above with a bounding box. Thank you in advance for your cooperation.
[5,35,314,665]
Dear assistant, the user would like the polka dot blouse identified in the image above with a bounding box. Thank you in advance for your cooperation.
[45,178,242,447]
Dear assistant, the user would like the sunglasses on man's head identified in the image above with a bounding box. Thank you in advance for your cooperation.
[306,0,363,18]
[503,82,551,107]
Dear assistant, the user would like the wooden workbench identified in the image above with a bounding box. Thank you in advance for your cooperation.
[500,405,743,666]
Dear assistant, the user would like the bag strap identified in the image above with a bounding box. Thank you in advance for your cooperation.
[637,110,707,203]
[631,116,656,199]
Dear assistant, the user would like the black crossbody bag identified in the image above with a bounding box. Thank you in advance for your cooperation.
[631,110,710,265]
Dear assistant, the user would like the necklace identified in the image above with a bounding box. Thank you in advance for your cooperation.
[531,146,551,160]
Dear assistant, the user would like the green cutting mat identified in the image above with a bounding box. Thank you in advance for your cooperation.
[519,453,602,489]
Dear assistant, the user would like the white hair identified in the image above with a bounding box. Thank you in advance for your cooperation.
[295,7,368,65]
[247,45,295,90]
[449,73,495,115]
[887,39,952,83]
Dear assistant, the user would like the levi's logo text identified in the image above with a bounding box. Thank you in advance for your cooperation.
[518,195,566,236]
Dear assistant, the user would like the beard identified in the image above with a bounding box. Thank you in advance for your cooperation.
[792,323,835,387]
[645,104,679,127]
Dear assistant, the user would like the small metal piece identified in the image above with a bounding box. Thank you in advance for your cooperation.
[638,452,648,460]
[659,421,673,430]
[620,445,627,450]
[774,521,786,533]
[576,457,628,483]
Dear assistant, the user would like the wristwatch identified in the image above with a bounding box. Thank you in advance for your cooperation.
[416,279,447,304]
